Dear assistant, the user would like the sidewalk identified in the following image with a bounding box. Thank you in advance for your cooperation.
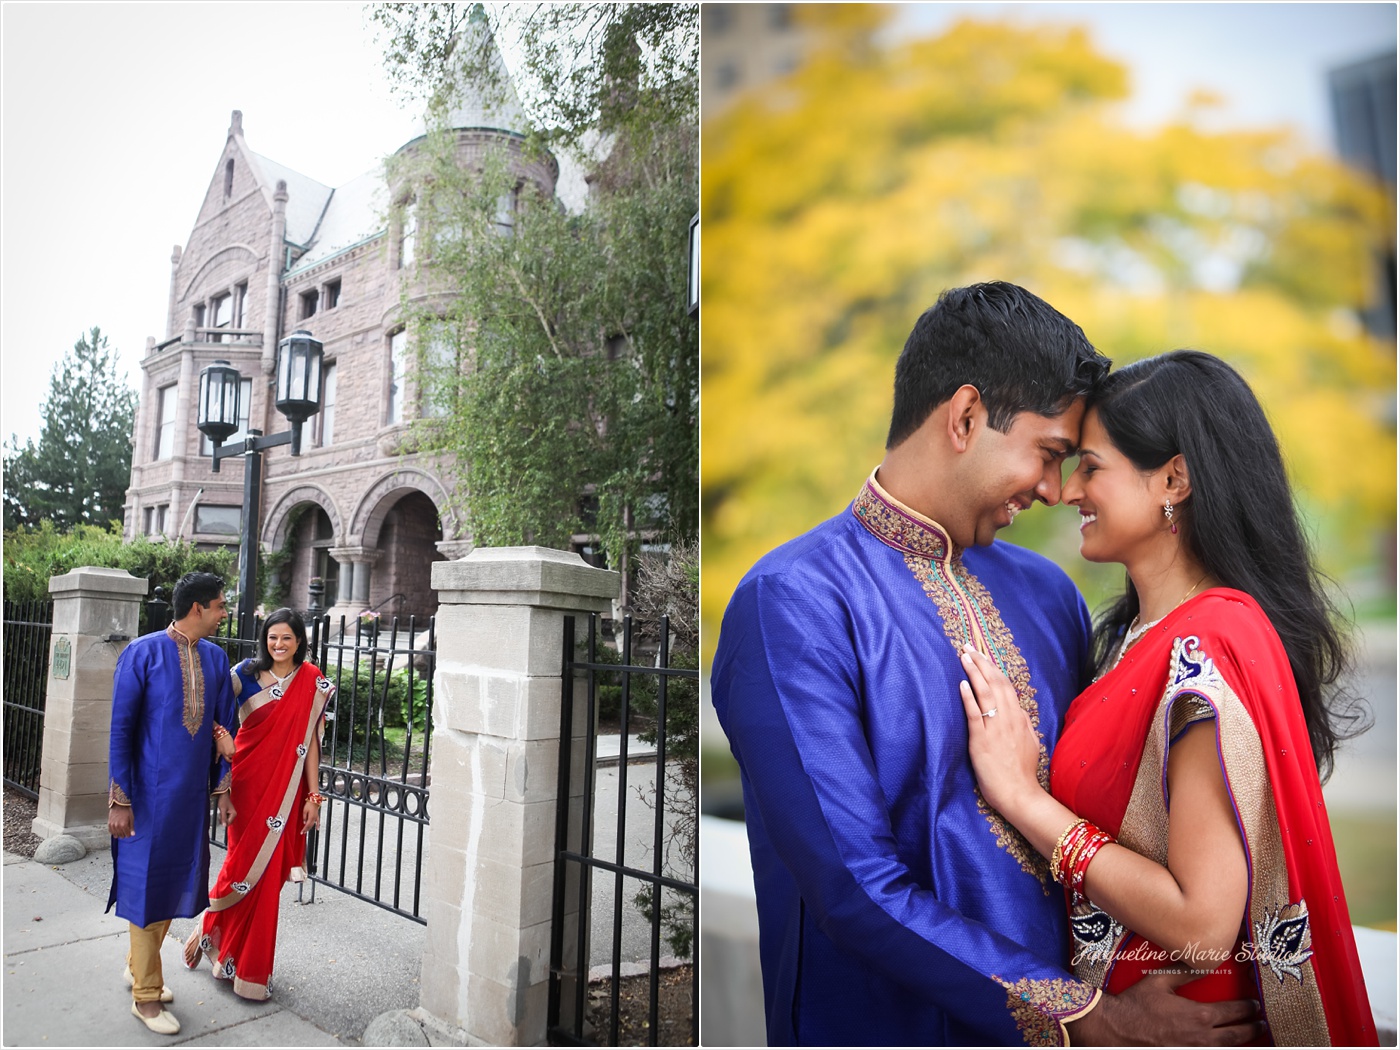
[3,845,425,1047]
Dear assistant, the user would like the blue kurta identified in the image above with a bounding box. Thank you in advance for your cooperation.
[107,627,238,927]
[711,475,1099,1046]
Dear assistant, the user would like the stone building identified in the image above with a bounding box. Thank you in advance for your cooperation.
[122,26,558,625]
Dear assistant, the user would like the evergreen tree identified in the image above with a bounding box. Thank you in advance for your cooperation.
[3,327,138,531]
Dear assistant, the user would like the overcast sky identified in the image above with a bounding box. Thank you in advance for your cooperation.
[2,2,1395,450]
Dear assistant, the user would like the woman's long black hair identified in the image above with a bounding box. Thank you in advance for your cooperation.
[1087,350,1366,780]
[247,607,309,676]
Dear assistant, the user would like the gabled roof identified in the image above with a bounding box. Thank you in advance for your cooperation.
[285,169,388,277]
[245,150,334,247]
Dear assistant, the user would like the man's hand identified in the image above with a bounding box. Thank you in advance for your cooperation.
[217,793,237,827]
[108,804,134,838]
[1066,973,1263,1046]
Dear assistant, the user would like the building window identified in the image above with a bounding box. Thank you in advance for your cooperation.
[210,292,232,343]
[194,504,242,536]
[387,331,407,424]
[318,361,337,446]
[192,303,206,331]
[421,325,455,418]
[154,384,178,460]
[399,201,416,269]
[769,4,792,29]
[200,377,252,456]
[300,289,319,319]
[144,504,170,536]
[233,282,247,328]
[716,61,740,91]
[704,6,732,33]
[323,278,341,311]
[494,187,519,237]
[224,159,234,198]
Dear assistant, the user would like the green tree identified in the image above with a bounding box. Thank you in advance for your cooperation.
[373,3,698,580]
[3,327,138,532]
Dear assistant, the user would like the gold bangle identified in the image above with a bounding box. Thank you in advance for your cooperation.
[306,792,326,806]
[1050,818,1086,881]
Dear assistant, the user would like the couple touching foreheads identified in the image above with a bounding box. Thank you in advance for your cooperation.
[711,282,1376,1046]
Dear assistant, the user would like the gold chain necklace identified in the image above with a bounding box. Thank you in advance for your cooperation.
[1110,575,1209,671]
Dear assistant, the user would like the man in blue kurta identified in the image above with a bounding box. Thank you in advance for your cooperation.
[107,571,238,1036]
[711,283,1257,1046]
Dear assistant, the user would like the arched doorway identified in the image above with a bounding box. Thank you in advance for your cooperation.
[368,490,445,621]
[279,504,339,612]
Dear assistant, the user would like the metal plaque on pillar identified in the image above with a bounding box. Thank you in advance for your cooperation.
[51,637,71,680]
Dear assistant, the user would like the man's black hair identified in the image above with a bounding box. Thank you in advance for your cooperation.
[886,281,1110,448]
[172,572,225,620]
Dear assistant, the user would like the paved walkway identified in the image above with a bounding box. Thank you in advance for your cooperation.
[3,845,421,1046]
[2,737,675,1046]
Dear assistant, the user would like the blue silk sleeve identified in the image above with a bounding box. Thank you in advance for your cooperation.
[208,644,237,794]
[109,641,149,805]
[718,572,1096,1045]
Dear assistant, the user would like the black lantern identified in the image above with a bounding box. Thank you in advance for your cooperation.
[197,359,241,449]
[687,212,699,318]
[275,330,323,454]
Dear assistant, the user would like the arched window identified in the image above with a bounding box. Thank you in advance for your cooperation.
[224,158,234,198]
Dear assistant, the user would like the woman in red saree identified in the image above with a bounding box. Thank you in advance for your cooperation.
[962,351,1376,1045]
[184,608,330,1000]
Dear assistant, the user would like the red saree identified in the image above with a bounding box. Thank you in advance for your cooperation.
[1050,589,1375,1046]
[192,662,329,999]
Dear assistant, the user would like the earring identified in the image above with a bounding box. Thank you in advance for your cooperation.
[1164,499,1177,535]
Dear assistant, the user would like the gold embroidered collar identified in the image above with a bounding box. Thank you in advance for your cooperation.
[852,470,955,564]
[166,623,195,646]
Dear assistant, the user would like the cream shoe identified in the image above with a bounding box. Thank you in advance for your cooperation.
[130,1002,181,1035]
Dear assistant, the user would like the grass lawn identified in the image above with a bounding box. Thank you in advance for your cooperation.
[1330,811,1398,931]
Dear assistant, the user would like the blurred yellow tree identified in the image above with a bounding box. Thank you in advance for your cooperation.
[702,7,1395,655]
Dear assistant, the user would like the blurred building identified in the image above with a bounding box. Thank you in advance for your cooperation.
[701,3,817,117]
[1329,49,1397,340]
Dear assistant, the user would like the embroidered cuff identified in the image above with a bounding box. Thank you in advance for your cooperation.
[211,767,233,795]
[109,779,132,807]
[994,976,1100,1047]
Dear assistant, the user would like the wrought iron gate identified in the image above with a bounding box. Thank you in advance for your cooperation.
[549,613,699,1046]
[2,600,54,799]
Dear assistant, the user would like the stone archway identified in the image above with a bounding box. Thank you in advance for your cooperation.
[346,469,454,621]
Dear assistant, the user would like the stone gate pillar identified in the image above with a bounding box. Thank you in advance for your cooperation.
[32,567,147,849]
[418,546,618,1046]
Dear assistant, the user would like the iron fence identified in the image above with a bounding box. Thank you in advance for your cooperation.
[549,613,699,1046]
[2,600,54,799]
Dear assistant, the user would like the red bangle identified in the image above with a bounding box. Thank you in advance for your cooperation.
[1055,821,1093,884]
[306,792,326,806]
[1069,830,1113,905]
[212,724,229,740]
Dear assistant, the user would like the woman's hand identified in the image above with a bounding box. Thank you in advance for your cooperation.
[959,645,1043,819]
[213,723,235,760]
[301,797,321,833]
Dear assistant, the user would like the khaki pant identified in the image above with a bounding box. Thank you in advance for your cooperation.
[127,919,171,1004]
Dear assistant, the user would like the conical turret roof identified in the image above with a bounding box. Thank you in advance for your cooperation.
[437,3,528,134]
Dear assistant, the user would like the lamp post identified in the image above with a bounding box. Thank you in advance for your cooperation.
[198,330,323,643]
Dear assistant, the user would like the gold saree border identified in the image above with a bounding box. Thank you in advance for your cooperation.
[1083,635,1330,1046]
[209,672,329,913]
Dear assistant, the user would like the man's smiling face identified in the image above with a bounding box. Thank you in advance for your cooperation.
[953,399,1085,548]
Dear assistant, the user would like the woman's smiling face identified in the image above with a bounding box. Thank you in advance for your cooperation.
[265,623,298,666]
[1062,408,1166,564]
